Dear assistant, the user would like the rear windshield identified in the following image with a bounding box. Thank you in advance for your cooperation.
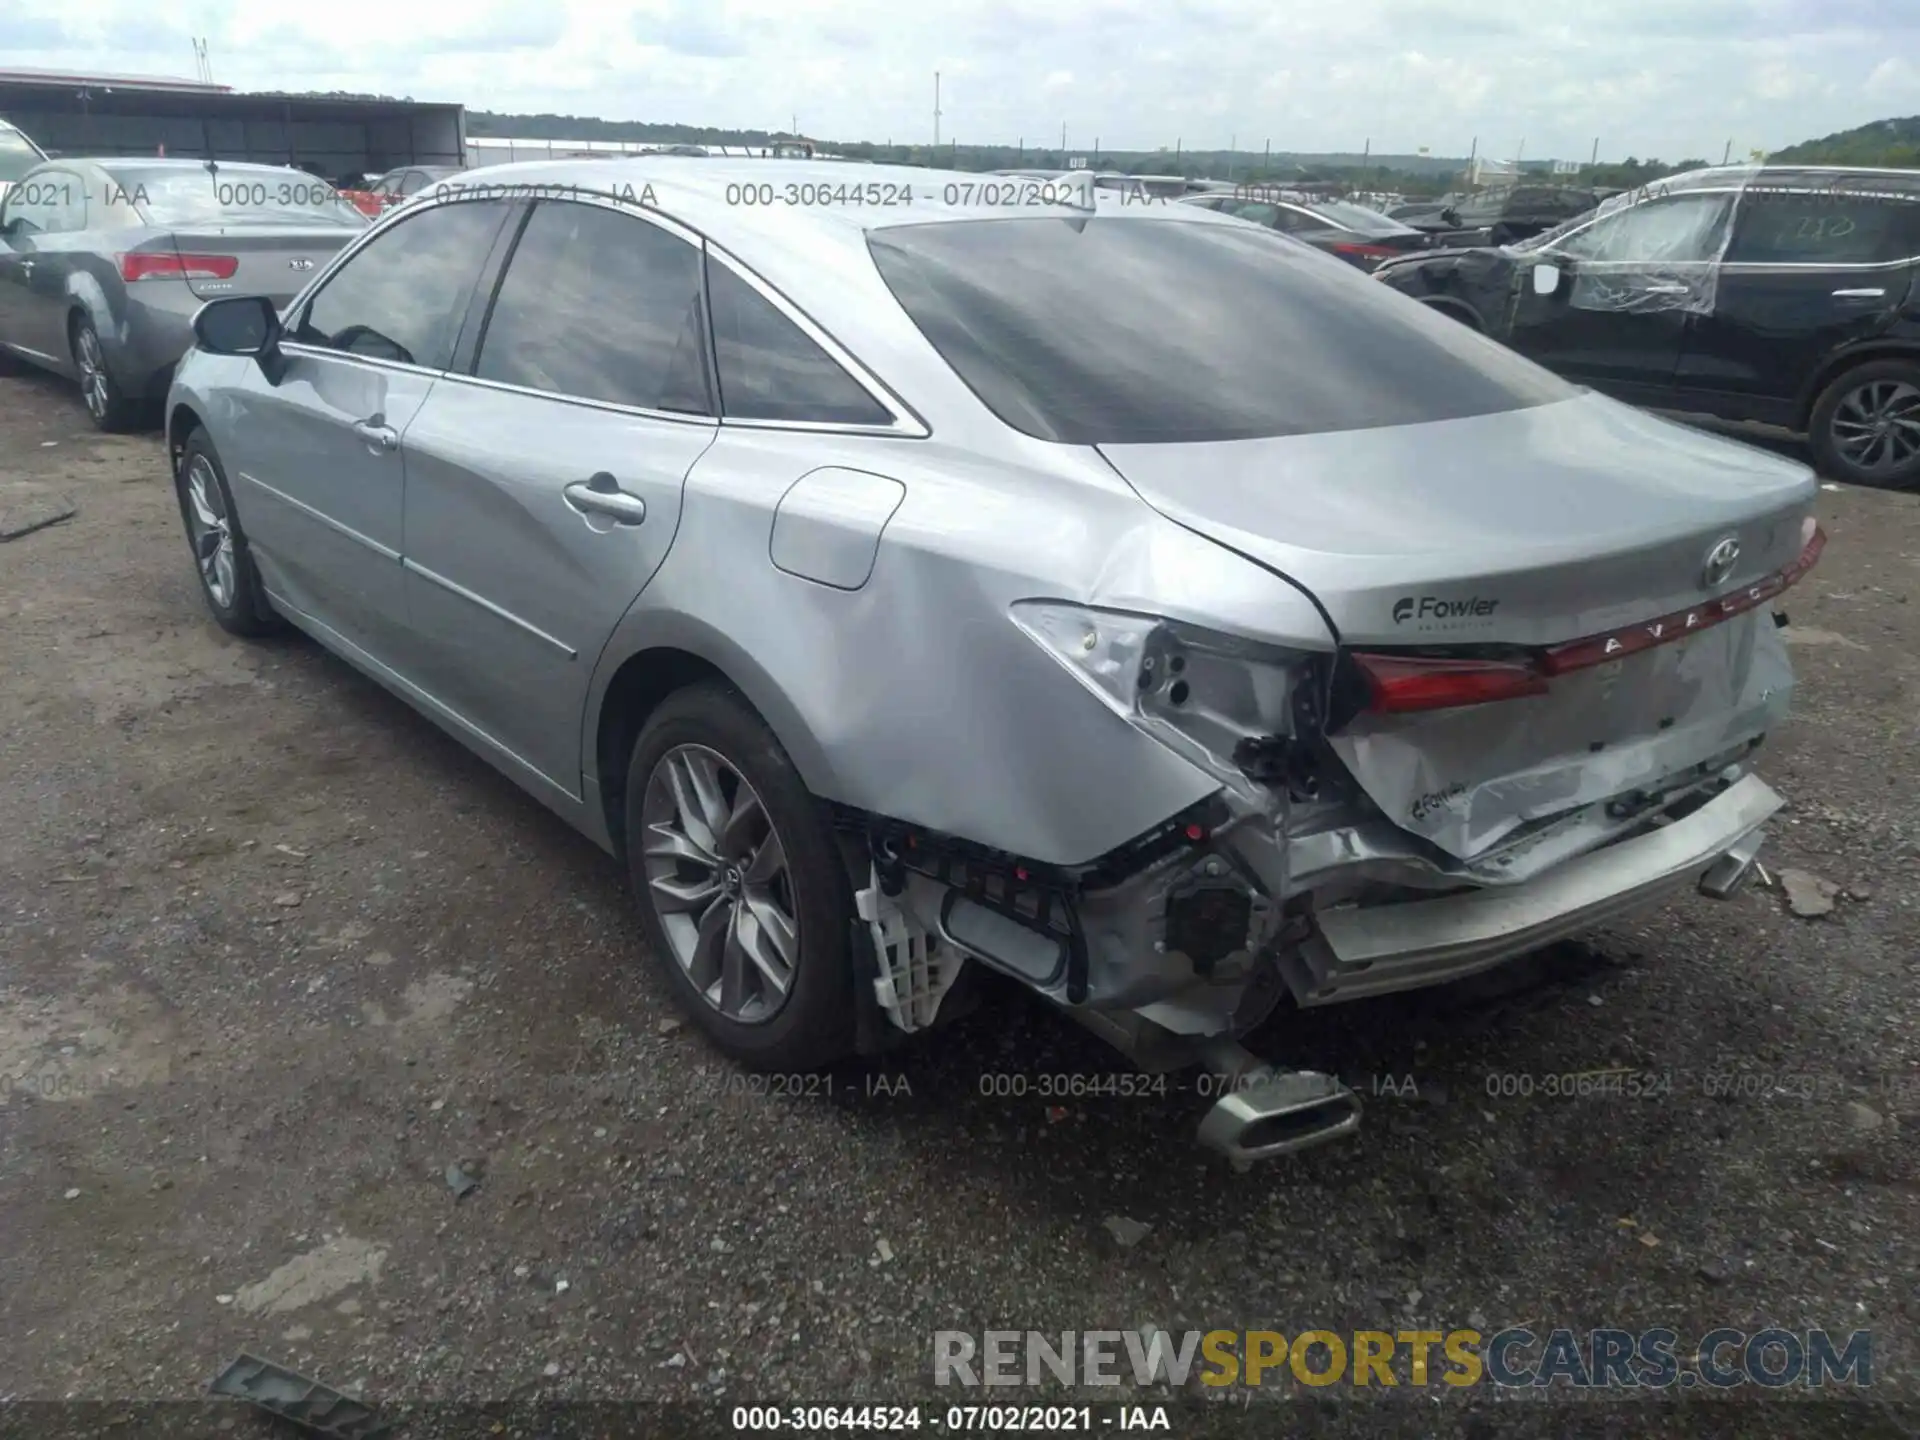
[867,217,1574,444]
[111,167,365,228]
[0,127,43,184]
[1308,200,1419,237]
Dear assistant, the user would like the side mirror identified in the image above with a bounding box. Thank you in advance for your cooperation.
[193,294,286,383]
[1531,262,1563,297]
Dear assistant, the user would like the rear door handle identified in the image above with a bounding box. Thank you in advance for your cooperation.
[563,472,647,526]
[352,415,398,451]
[1832,288,1887,299]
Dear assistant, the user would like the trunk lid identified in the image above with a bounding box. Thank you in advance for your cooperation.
[166,227,357,305]
[1098,392,1820,858]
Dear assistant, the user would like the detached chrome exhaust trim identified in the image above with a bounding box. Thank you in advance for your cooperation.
[1698,827,1767,900]
[1196,1071,1362,1166]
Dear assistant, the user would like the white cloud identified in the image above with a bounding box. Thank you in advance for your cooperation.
[1,0,1914,160]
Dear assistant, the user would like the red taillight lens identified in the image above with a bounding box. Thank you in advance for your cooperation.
[1351,654,1549,713]
[119,252,240,282]
[1352,522,1828,714]
[1331,242,1401,264]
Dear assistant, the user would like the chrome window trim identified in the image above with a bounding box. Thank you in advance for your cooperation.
[402,557,579,659]
[703,239,931,438]
[429,367,722,429]
[276,340,448,381]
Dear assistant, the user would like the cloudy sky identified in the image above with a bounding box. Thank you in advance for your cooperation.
[3,0,1916,160]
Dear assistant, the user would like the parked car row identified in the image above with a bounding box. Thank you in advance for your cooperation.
[154,158,1822,1163]
[1375,165,1920,488]
[1391,184,1615,247]
[1180,189,1437,270]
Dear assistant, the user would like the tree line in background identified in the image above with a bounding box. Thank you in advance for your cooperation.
[453,106,1920,191]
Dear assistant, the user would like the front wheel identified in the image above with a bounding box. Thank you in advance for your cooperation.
[1809,359,1920,490]
[173,427,283,637]
[624,683,857,1071]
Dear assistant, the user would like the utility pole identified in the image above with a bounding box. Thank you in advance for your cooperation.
[1516,136,1525,165]
[1590,136,1599,168]
[933,72,941,147]
[1228,132,1235,181]
[1722,138,1733,165]
[1061,122,1067,151]
[1468,135,1478,186]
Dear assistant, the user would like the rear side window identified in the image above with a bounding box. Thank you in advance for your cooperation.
[1726,190,1920,265]
[476,200,710,414]
[296,199,510,368]
[867,217,1574,445]
[0,126,45,184]
[706,260,890,424]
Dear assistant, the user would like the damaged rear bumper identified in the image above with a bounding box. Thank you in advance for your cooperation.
[1286,773,1783,1005]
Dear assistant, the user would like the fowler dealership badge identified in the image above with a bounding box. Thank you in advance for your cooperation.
[1702,536,1741,589]
[288,257,314,270]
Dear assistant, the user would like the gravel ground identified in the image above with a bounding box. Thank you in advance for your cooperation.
[1,367,1916,1439]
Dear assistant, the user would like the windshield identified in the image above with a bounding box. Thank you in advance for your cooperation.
[0,127,44,184]
[111,167,366,228]
[1307,200,1421,237]
[868,216,1573,445]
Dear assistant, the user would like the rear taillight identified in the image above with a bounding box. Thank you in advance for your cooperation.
[119,252,239,283]
[1331,242,1402,265]
[1351,654,1549,714]
[1353,521,1827,714]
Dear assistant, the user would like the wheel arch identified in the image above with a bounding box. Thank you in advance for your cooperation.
[586,615,839,859]
[1795,341,1920,430]
[167,401,206,476]
[1417,295,1485,330]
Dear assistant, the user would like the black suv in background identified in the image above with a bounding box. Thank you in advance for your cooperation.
[1393,184,1610,246]
[1374,166,1920,488]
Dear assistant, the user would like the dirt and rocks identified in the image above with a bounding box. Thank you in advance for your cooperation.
[1,367,1917,1438]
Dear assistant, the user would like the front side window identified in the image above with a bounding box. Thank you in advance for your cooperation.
[868,216,1574,445]
[1552,192,1734,265]
[0,126,46,185]
[295,199,510,368]
[475,200,710,413]
[1,168,64,235]
[707,259,890,424]
[1726,189,1920,265]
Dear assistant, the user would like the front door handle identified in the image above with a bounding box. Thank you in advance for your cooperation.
[563,472,647,526]
[1640,282,1691,296]
[352,415,399,451]
[1831,288,1887,300]
[18,259,34,274]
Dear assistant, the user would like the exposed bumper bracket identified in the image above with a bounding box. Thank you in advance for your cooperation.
[1287,774,1784,1005]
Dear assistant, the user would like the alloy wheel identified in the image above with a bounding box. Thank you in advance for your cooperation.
[1830,378,1920,476]
[640,744,799,1024]
[183,455,236,608]
[77,327,110,422]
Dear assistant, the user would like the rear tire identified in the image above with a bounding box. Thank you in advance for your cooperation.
[70,316,142,433]
[1809,358,1920,490]
[174,427,283,637]
[624,683,857,1071]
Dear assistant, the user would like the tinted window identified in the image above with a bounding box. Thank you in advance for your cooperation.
[1726,189,1920,265]
[1,171,61,234]
[119,167,365,228]
[1553,193,1733,264]
[1227,201,1285,228]
[1308,200,1419,237]
[0,126,44,184]
[867,217,1574,445]
[296,199,509,368]
[476,201,710,413]
[707,260,890,424]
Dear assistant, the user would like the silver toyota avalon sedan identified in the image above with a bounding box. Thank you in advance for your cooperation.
[165,159,1824,1164]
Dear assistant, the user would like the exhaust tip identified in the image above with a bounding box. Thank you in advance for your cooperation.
[1196,1070,1362,1166]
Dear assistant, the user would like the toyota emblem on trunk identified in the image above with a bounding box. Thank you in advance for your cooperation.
[289,257,314,270]
[1701,536,1741,589]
